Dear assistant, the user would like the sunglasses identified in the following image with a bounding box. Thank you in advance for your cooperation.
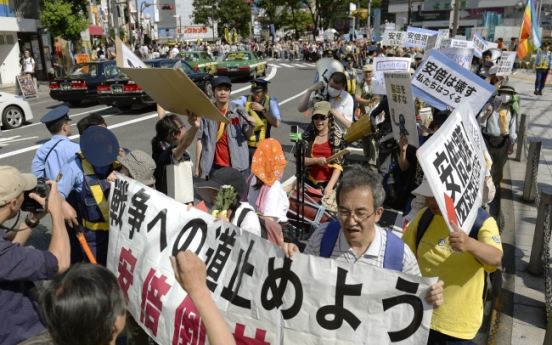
[312,115,328,121]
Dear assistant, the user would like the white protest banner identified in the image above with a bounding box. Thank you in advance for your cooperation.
[423,34,439,61]
[411,50,496,113]
[116,36,147,68]
[382,30,406,46]
[404,27,439,49]
[440,47,474,71]
[384,72,419,147]
[372,57,411,95]
[440,38,473,50]
[496,51,516,76]
[107,174,437,345]
[416,101,485,234]
[472,32,487,58]
[438,29,450,40]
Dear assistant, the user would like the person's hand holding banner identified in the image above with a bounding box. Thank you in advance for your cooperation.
[425,280,445,308]
[449,221,472,253]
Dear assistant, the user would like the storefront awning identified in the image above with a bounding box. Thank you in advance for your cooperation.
[89,25,103,36]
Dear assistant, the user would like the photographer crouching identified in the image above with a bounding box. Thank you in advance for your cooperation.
[0,166,70,345]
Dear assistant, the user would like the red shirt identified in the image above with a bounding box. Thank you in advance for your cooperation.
[310,140,333,181]
[214,108,232,167]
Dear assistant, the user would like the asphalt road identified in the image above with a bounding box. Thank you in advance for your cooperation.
[2,58,321,249]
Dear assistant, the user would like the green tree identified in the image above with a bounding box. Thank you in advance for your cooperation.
[41,0,89,42]
[192,0,251,37]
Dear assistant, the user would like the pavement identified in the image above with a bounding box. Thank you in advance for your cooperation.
[486,70,552,344]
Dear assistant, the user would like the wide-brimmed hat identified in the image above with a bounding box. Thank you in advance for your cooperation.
[117,150,156,186]
[194,167,247,204]
[412,179,433,197]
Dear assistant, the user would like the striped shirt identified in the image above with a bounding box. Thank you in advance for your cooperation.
[304,223,421,276]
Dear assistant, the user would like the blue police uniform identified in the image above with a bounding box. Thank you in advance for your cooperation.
[31,106,79,180]
[233,79,281,163]
[57,126,120,266]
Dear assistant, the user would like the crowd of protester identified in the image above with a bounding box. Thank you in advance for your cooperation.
[0,34,525,345]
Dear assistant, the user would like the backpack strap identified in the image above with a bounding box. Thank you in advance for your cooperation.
[468,207,491,240]
[44,139,64,163]
[320,221,341,258]
[416,208,435,250]
[383,229,404,272]
[237,207,251,228]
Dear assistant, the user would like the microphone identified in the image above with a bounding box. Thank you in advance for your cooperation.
[236,108,255,127]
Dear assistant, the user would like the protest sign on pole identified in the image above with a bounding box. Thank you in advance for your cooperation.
[107,174,437,345]
[423,34,439,60]
[371,57,411,95]
[382,31,406,46]
[440,47,474,70]
[496,51,517,76]
[438,29,450,40]
[472,32,487,58]
[440,38,473,49]
[411,50,496,113]
[416,102,485,234]
[384,72,419,148]
[404,27,439,49]
[116,36,147,68]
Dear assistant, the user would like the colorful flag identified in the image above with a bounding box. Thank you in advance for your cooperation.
[518,0,541,59]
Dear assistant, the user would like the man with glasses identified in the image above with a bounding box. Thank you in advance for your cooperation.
[234,79,281,164]
[282,166,444,307]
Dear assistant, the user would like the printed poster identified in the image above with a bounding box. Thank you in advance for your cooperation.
[384,72,419,147]
[496,51,516,76]
[16,74,38,99]
[440,47,474,71]
[382,31,406,47]
[472,32,488,58]
[404,27,439,49]
[371,57,412,95]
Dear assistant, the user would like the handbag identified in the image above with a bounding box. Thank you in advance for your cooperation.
[165,161,194,204]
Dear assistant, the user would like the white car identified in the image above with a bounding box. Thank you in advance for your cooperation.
[0,92,33,129]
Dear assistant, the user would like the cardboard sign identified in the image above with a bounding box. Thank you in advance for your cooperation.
[439,47,474,71]
[107,174,437,345]
[496,51,516,76]
[384,72,419,147]
[371,57,412,95]
[116,36,147,69]
[382,31,406,47]
[404,27,439,49]
[472,32,487,58]
[15,74,37,99]
[411,50,495,113]
[76,53,90,63]
[416,102,485,234]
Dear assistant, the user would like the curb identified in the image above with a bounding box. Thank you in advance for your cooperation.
[486,159,516,344]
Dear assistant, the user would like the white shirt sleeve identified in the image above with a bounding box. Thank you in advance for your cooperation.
[341,92,354,123]
[233,203,261,237]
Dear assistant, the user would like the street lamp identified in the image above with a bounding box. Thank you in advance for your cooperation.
[172,14,182,42]
[138,1,152,45]
[204,5,215,42]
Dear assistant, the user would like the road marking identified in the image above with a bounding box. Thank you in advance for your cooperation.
[0,112,159,160]
[231,66,277,93]
[2,106,111,133]
[298,63,314,68]
[0,135,39,147]
[268,64,279,68]
[279,63,295,68]
[279,90,307,105]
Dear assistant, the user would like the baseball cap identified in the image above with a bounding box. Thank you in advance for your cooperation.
[412,178,433,197]
[194,167,247,204]
[117,150,156,186]
[0,166,37,206]
[312,101,331,115]
[212,76,232,89]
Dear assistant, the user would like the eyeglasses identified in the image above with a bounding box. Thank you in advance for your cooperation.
[312,115,328,121]
[337,208,377,222]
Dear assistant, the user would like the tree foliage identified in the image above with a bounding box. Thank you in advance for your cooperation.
[41,0,89,42]
[192,0,251,37]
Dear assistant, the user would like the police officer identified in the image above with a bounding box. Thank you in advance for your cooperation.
[342,55,357,96]
[365,46,378,64]
[31,105,79,180]
[234,79,281,163]
[57,126,121,266]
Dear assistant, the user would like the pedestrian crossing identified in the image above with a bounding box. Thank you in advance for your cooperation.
[266,61,316,69]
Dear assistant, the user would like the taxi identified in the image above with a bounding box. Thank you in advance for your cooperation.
[176,51,217,74]
[216,51,267,79]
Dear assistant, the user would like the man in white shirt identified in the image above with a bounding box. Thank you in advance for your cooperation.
[170,45,179,58]
[297,71,354,133]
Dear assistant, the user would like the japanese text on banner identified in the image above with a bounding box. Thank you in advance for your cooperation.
[496,52,517,76]
[383,31,406,46]
[384,72,419,147]
[106,175,437,345]
[405,27,439,49]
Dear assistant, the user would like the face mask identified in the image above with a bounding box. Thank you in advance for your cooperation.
[502,95,512,103]
[327,86,341,98]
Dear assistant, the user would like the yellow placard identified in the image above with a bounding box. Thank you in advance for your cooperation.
[237,53,246,58]
[121,67,229,124]
[76,54,90,63]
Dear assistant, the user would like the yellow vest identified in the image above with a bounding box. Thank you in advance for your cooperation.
[245,94,270,148]
[346,69,356,95]
[538,51,551,69]
[77,152,120,231]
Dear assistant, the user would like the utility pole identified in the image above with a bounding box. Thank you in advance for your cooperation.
[367,0,372,42]
[451,0,460,37]
[407,0,412,29]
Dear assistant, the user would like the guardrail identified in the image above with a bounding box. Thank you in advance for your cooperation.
[515,114,530,163]
[523,141,542,207]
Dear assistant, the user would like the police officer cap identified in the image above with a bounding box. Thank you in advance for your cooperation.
[40,105,71,127]
[80,126,120,168]
[368,46,378,52]
[342,55,354,66]
[249,79,271,93]
[322,49,334,57]
[212,76,232,89]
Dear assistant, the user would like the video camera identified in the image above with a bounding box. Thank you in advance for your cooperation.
[21,178,50,213]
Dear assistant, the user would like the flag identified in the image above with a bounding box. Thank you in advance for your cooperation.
[224,27,232,44]
[518,0,541,59]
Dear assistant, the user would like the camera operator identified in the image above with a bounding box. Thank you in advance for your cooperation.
[0,166,70,345]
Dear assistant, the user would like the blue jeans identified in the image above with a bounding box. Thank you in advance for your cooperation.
[535,68,549,91]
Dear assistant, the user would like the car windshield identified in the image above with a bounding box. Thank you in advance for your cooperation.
[104,64,120,77]
[67,63,99,78]
[160,61,193,73]
[224,53,250,61]
[178,53,199,62]
[116,70,129,79]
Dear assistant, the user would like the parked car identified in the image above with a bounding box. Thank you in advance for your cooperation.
[49,61,119,106]
[97,59,214,111]
[216,51,267,79]
[0,92,34,129]
[176,51,217,74]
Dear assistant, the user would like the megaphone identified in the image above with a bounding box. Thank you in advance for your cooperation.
[485,48,502,63]
[313,58,344,102]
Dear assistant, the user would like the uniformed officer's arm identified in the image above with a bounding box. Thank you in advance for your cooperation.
[30,153,45,179]
[262,98,280,128]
